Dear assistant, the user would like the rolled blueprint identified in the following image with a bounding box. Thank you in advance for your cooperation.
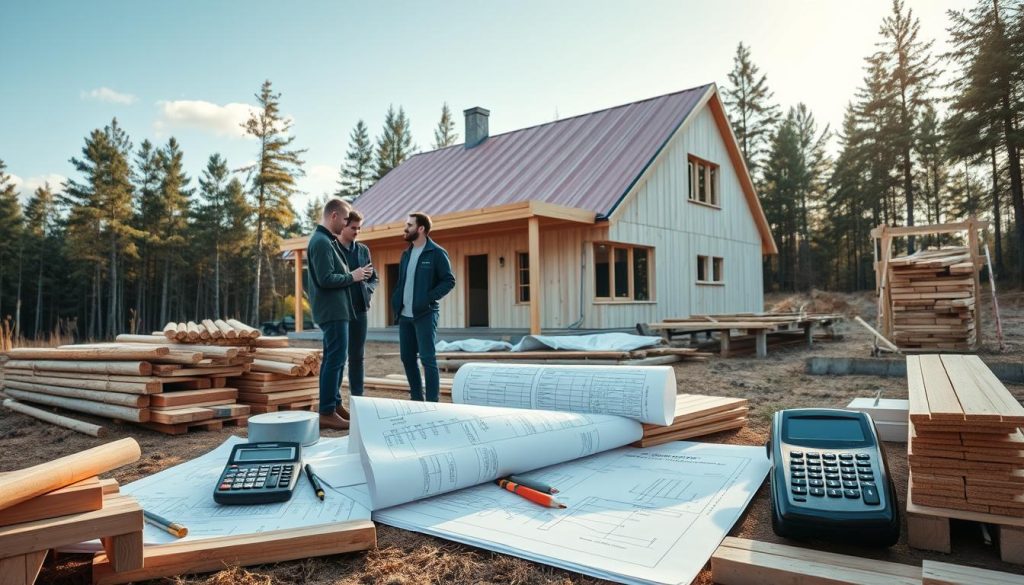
[452,363,677,426]
[350,396,642,510]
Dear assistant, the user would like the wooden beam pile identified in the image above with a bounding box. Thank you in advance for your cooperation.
[907,354,1024,517]
[343,373,455,395]
[0,342,252,435]
[160,319,260,342]
[227,348,322,414]
[430,347,707,371]
[633,395,748,448]
[887,248,979,351]
[0,439,144,585]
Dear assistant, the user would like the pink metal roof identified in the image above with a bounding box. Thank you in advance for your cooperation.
[352,84,712,228]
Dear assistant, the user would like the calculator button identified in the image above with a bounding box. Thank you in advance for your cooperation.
[806,452,820,459]
[844,489,860,499]
[856,462,872,469]
[839,453,853,460]
[790,462,805,470]
[842,473,857,481]
[825,472,840,480]
[809,487,825,497]
[790,451,803,459]
[861,483,881,505]
[840,461,854,468]
[809,479,824,488]
[826,480,841,488]
[823,453,837,461]
[278,480,290,488]
[843,481,858,489]
[855,453,871,461]
[827,488,843,498]
[791,479,807,487]
[791,471,805,479]
[859,474,874,482]
[792,486,807,496]
[219,483,231,490]
[808,472,823,480]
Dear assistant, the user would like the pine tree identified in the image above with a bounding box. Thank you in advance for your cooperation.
[337,120,373,197]
[433,102,459,149]
[0,159,24,327]
[916,105,951,247]
[242,80,306,323]
[22,183,56,337]
[374,105,414,180]
[876,0,939,253]
[723,43,780,182]
[156,137,192,325]
[132,139,163,330]
[195,153,233,318]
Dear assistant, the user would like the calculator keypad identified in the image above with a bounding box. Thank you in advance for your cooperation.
[217,464,297,492]
[787,450,879,507]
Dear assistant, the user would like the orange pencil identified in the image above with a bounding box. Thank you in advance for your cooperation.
[496,478,566,509]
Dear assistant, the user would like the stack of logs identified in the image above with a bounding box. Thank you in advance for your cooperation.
[161,319,261,343]
[886,248,979,351]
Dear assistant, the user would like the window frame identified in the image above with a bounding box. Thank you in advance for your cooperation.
[514,251,530,304]
[687,154,721,208]
[696,254,725,286]
[593,242,655,303]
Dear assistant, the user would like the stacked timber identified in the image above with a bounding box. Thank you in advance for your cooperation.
[344,373,455,395]
[431,347,708,371]
[633,395,748,448]
[0,343,251,435]
[886,248,979,351]
[0,439,144,581]
[227,347,322,414]
[907,354,1024,517]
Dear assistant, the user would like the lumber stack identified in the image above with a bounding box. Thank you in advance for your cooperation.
[0,439,144,585]
[161,318,260,342]
[907,354,1024,518]
[0,343,252,435]
[633,394,748,448]
[431,347,708,371]
[343,373,455,395]
[227,347,322,414]
[886,248,979,351]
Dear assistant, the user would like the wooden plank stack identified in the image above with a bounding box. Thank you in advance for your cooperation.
[433,347,708,371]
[0,342,252,435]
[907,354,1024,518]
[227,348,322,414]
[0,439,144,585]
[886,248,980,351]
[633,394,748,448]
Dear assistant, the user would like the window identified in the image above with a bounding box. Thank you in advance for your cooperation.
[697,255,724,284]
[516,252,530,303]
[687,155,720,206]
[594,243,654,301]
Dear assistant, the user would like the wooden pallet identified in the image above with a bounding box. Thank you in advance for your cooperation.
[139,414,248,435]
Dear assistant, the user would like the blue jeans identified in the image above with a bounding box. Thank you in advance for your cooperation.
[399,312,440,402]
[319,319,349,414]
[347,310,368,397]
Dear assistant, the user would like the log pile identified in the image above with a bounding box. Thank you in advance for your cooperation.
[227,347,322,414]
[886,248,979,351]
[0,439,144,582]
[0,342,252,435]
[907,354,1024,518]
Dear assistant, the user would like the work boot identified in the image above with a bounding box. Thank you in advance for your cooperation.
[336,404,351,420]
[319,412,350,430]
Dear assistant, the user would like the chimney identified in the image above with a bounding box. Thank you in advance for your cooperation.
[463,107,490,149]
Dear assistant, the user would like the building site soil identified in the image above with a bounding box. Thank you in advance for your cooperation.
[2,291,1023,584]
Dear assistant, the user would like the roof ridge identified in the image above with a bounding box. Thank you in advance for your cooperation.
[411,83,714,158]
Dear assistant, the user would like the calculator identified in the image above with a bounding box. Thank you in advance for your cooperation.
[768,409,899,546]
[213,442,302,505]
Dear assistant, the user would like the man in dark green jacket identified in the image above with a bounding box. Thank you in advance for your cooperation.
[307,198,373,430]
[390,212,455,402]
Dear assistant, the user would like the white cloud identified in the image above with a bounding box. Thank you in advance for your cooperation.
[81,87,137,105]
[293,164,339,213]
[154,100,260,139]
[8,173,67,203]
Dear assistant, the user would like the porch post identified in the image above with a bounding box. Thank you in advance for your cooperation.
[293,249,304,333]
[528,216,541,335]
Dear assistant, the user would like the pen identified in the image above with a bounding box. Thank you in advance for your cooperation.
[143,510,188,538]
[305,463,325,501]
[496,478,566,509]
[507,474,559,494]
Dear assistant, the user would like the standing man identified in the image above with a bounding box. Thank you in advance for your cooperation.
[336,209,377,413]
[391,212,455,402]
[307,198,373,430]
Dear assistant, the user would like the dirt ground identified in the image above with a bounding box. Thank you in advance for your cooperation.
[3,290,1024,584]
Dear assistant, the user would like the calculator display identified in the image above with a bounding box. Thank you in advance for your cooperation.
[236,447,294,462]
[786,417,865,442]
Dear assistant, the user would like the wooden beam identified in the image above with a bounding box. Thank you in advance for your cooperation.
[294,249,304,333]
[528,216,541,335]
[871,219,990,239]
[967,216,982,348]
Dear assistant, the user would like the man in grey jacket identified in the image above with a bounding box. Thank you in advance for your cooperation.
[306,198,373,430]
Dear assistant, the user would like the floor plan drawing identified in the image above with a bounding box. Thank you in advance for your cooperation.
[374,441,769,585]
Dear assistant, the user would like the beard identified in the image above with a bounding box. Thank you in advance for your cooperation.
[403,230,416,242]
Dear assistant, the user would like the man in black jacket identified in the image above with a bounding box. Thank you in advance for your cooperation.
[306,198,373,430]
[337,209,378,406]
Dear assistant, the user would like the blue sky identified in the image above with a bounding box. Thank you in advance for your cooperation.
[1,0,967,212]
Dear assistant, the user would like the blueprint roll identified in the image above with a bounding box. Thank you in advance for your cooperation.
[248,411,320,446]
[451,362,677,425]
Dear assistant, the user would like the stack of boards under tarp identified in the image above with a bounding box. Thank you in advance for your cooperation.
[1,340,253,435]
[907,354,1024,518]
[634,395,748,448]
[886,247,979,351]
[0,439,144,585]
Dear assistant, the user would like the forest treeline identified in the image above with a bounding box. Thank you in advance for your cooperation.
[0,0,1020,341]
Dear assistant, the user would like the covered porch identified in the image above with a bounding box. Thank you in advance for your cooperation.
[279,200,598,335]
